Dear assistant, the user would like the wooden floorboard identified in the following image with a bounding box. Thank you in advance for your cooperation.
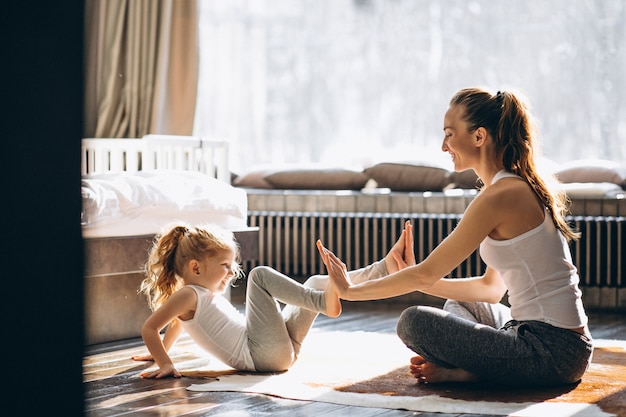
[84,295,626,417]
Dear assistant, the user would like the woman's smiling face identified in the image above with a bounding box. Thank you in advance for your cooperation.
[441,104,479,172]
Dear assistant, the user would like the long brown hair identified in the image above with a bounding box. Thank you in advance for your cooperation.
[139,223,243,311]
[450,87,579,241]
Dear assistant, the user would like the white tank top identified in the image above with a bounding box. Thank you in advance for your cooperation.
[179,285,255,371]
[479,171,588,328]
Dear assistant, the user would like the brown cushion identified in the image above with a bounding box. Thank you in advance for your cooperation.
[448,169,480,189]
[554,160,626,188]
[364,162,451,191]
[232,168,274,189]
[233,165,369,190]
[265,168,368,190]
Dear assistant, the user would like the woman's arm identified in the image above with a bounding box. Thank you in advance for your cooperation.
[318,221,415,286]
[139,287,197,378]
[418,266,507,304]
[383,220,416,274]
[322,192,507,302]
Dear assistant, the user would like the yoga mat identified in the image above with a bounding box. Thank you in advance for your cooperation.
[185,330,626,417]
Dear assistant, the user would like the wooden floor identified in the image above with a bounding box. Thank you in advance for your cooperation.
[84,290,626,417]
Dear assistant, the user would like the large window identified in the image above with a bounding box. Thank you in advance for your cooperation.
[193,0,625,174]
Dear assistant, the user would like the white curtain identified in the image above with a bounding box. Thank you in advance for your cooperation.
[84,0,199,138]
[193,0,626,173]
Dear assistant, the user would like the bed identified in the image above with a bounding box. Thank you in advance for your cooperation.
[82,135,259,345]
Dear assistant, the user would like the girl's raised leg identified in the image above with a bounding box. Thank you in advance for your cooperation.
[245,266,337,371]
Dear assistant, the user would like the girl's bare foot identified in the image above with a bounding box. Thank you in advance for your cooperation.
[409,355,478,384]
[323,278,342,318]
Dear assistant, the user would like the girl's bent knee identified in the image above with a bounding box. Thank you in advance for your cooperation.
[249,265,273,276]
[248,265,274,284]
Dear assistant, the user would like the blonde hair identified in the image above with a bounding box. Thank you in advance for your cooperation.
[139,223,243,311]
[450,87,579,242]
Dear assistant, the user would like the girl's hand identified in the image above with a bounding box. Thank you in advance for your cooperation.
[385,221,415,274]
[140,363,181,379]
[317,240,350,297]
[131,354,154,362]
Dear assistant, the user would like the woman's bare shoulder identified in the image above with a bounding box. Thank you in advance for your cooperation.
[465,178,537,222]
[481,176,534,203]
[473,177,544,238]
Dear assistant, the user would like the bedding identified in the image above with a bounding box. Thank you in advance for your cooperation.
[81,170,248,238]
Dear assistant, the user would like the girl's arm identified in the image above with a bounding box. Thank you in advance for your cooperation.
[131,318,183,362]
[162,318,184,351]
[139,287,197,378]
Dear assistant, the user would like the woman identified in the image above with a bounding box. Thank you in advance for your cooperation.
[319,87,593,386]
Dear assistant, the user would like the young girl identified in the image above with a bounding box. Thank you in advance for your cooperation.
[131,222,344,378]
[320,87,593,386]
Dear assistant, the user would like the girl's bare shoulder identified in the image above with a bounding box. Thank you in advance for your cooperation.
[167,286,200,309]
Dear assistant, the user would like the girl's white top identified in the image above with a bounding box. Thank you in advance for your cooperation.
[479,170,588,329]
[180,285,255,371]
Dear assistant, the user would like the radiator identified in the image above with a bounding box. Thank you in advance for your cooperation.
[246,211,624,291]
[570,216,624,288]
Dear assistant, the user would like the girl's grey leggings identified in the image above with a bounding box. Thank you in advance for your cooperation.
[245,260,387,372]
[396,300,593,386]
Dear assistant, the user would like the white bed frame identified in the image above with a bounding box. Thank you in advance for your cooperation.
[81,134,230,182]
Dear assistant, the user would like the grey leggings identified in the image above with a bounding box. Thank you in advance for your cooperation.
[396,300,593,386]
[246,260,387,372]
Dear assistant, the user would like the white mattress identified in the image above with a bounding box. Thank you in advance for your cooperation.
[81,170,248,238]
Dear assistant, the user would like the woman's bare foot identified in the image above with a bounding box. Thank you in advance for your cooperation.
[409,355,478,384]
[323,278,342,318]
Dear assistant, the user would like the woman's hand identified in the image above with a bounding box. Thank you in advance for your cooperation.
[385,220,415,274]
[139,363,181,379]
[317,240,351,298]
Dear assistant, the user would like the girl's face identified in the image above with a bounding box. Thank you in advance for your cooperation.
[196,248,237,294]
[441,104,479,172]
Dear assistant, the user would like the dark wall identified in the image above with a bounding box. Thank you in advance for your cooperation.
[3,2,85,414]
